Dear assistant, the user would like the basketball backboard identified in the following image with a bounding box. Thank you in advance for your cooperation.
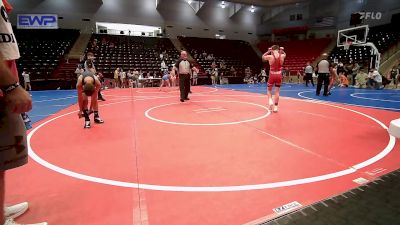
[337,25,369,47]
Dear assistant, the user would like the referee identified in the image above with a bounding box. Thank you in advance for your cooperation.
[175,51,196,102]
[315,54,330,96]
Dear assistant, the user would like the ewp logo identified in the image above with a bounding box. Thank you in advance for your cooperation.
[359,12,382,20]
[17,14,58,29]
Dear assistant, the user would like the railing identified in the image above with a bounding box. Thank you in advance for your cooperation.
[381,41,400,62]
[379,40,400,76]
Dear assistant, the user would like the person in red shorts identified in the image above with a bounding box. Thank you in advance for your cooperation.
[262,45,286,112]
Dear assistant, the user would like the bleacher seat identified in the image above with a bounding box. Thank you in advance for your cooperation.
[15,28,79,81]
[258,38,332,73]
[86,34,179,78]
[178,36,261,77]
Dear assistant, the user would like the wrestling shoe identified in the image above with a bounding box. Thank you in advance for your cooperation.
[273,105,278,113]
[4,218,47,225]
[268,98,274,111]
[4,202,28,220]
[84,120,91,128]
[94,117,104,124]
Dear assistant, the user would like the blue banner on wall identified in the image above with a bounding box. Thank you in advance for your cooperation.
[17,14,58,29]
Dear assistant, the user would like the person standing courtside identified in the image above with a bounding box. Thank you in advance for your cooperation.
[315,54,330,96]
[21,71,31,91]
[0,0,47,224]
[304,62,314,87]
[175,51,195,102]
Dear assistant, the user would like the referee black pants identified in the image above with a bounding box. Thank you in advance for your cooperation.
[179,73,191,100]
[316,73,330,96]
[305,73,314,86]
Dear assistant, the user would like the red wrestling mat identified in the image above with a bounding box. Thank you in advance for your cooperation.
[5,86,400,225]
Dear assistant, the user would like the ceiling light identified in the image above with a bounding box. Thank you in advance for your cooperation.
[250,5,255,13]
[221,1,226,9]
[188,0,192,4]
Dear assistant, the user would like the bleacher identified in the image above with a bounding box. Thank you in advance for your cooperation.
[15,28,79,81]
[329,24,400,65]
[258,38,332,72]
[178,36,261,77]
[85,34,179,78]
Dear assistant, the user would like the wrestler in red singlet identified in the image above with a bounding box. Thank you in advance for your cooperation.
[268,51,283,87]
[262,45,286,112]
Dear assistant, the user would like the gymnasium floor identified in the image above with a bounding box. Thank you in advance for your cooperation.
[6,84,400,225]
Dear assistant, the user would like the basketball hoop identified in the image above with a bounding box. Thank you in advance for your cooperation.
[343,41,352,51]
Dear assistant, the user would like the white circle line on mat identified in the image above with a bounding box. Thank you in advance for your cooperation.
[350,93,400,103]
[144,100,270,126]
[27,94,395,192]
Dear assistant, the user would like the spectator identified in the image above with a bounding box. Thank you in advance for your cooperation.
[230,66,237,76]
[79,54,85,63]
[260,68,267,83]
[192,66,199,86]
[21,71,31,91]
[161,60,167,70]
[211,61,217,69]
[354,68,368,88]
[210,67,218,85]
[120,69,126,88]
[304,62,314,87]
[351,62,360,85]
[96,71,105,90]
[328,63,338,95]
[389,67,399,88]
[338,74,349,87]
[114,68,120,88]
[368,69,383,89]
[127,70,134,88]
[74,64,84,79]
[245,67,252,78]
[296,70,302,84]
[170,66,177,87]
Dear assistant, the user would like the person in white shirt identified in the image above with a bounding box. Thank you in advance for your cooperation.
[368,69,383,89]
[0,0,47,224]
[174,51,196,102]
[21,71,31,91]
[304,62,314,87]
[315,54,330,96]
[260,68,267,83]
[119,69,126,88]
[160,60,167,72]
